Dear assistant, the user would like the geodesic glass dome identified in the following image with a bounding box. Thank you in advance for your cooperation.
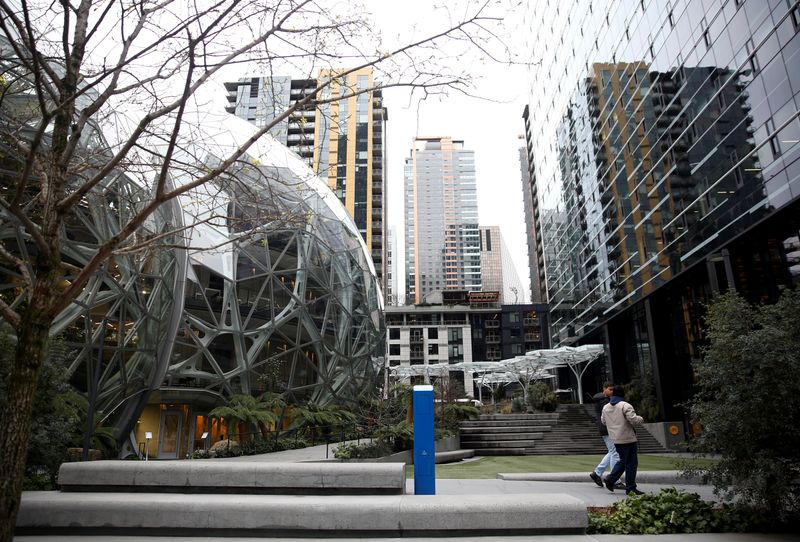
[163,112,385,408]
[1,91,384,447]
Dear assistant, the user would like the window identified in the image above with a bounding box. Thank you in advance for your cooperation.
[745,39,760,74]
[427,328,438,339]
[389,345,400,356]
[791,0,800,32]
[766,119,782,158]
[428,344,439,355]
[389,328,400,340]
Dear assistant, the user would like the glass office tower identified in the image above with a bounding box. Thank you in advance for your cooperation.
[523,0,800,418]
[404,137,482,304]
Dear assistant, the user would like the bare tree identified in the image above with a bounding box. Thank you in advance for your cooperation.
[0,0,512,537]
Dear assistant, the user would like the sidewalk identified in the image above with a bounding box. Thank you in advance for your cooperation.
[15,533,800,541]
[18,445,796,541]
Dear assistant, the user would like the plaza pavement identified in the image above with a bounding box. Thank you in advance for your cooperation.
[16,443,799,541]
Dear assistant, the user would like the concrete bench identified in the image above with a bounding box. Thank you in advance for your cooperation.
[58,460,405,495]
[18,491,588,537]
[435,449,475,464]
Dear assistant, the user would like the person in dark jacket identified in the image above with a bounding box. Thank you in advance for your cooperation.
[589,382,623,488]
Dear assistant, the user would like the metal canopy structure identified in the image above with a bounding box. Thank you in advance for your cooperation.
[388,345,605,404]
[524,345,605,404]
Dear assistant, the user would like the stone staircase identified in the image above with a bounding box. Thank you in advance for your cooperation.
[459,412,558,455]
[461,404,668,456]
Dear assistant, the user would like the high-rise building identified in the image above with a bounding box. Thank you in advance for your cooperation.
[523,0,800,419]
[518,124,545,303]
[386,225,399,305]
[224,69,388,292]
[479,226,526,303]
[404,137,481,303]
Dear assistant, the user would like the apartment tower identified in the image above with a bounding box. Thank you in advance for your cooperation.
[404,137,481,304]
[224,69,388,291]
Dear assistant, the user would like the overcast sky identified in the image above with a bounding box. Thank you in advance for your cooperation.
[206,1,533,302]
[370,2,532,302]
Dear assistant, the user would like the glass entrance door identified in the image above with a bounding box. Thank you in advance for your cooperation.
[158,410,183,459]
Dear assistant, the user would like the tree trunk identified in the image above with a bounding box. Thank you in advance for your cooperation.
[0,317,50,542]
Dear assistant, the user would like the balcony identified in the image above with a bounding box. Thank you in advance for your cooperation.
[524,333,541,342]
[485,320,500,328]
[485,335,500,344]
[523,318,538,326]
[410,335,423,344]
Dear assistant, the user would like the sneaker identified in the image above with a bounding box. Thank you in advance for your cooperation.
[614,481,626,489]
[603,477,615,492]
[626,488,645,496]
[589,472,603,487]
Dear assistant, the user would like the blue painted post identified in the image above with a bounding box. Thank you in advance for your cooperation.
[412,384,435,495]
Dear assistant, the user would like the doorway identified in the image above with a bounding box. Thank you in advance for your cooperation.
[158,409,183,459]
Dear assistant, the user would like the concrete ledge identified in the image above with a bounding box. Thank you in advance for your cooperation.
[17,491,588,536]
[435,449,474,464]
[58,460,405,494]
[497,470,703,485]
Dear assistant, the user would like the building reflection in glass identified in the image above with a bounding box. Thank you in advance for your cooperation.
[524,0,800,419]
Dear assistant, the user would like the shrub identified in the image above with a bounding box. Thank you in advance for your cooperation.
[438,403,479,432]
[333,441,392,460]
[684,289,800,522]
[625,364,660,422]
[511,396,526,412]
[208,439,239,457]
[374,421,413,452]
[527,381,557,412]
[588,488,754,534]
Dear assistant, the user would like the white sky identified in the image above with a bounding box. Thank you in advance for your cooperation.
[203,1,534,302]
[370,2,532,302]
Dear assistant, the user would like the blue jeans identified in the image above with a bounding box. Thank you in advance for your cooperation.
[607,441,639,492]
[594,435,619,476]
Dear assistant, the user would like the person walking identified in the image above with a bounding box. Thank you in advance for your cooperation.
[601,384,645,495]
[589,382,624,489]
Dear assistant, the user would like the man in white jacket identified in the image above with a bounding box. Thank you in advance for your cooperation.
[601,384,645,495]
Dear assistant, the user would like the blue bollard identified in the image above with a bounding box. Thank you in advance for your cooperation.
[412,384,435,495]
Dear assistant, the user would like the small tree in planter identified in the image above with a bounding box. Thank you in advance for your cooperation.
[527,381,558,412]
[210,394,279,444]
[290,402,357,444]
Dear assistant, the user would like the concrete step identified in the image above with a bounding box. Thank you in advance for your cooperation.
[460,432,544,442]
[461,420,554,428]
[460,424,552,433]
[462,440,538,448]
[57,460,405,495]
[477,414,559,422]
[472,448,529,456]
[435,449,475,464]
[460,425,551,433]
[17,491,588,537]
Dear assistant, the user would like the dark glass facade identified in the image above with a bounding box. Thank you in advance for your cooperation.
[523,0,800,419]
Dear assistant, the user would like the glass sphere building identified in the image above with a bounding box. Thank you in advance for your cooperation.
[0,93,384,458]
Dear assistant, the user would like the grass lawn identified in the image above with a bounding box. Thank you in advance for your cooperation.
[405,454,716,479]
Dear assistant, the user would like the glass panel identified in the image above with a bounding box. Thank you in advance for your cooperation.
[161,413,180,455]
